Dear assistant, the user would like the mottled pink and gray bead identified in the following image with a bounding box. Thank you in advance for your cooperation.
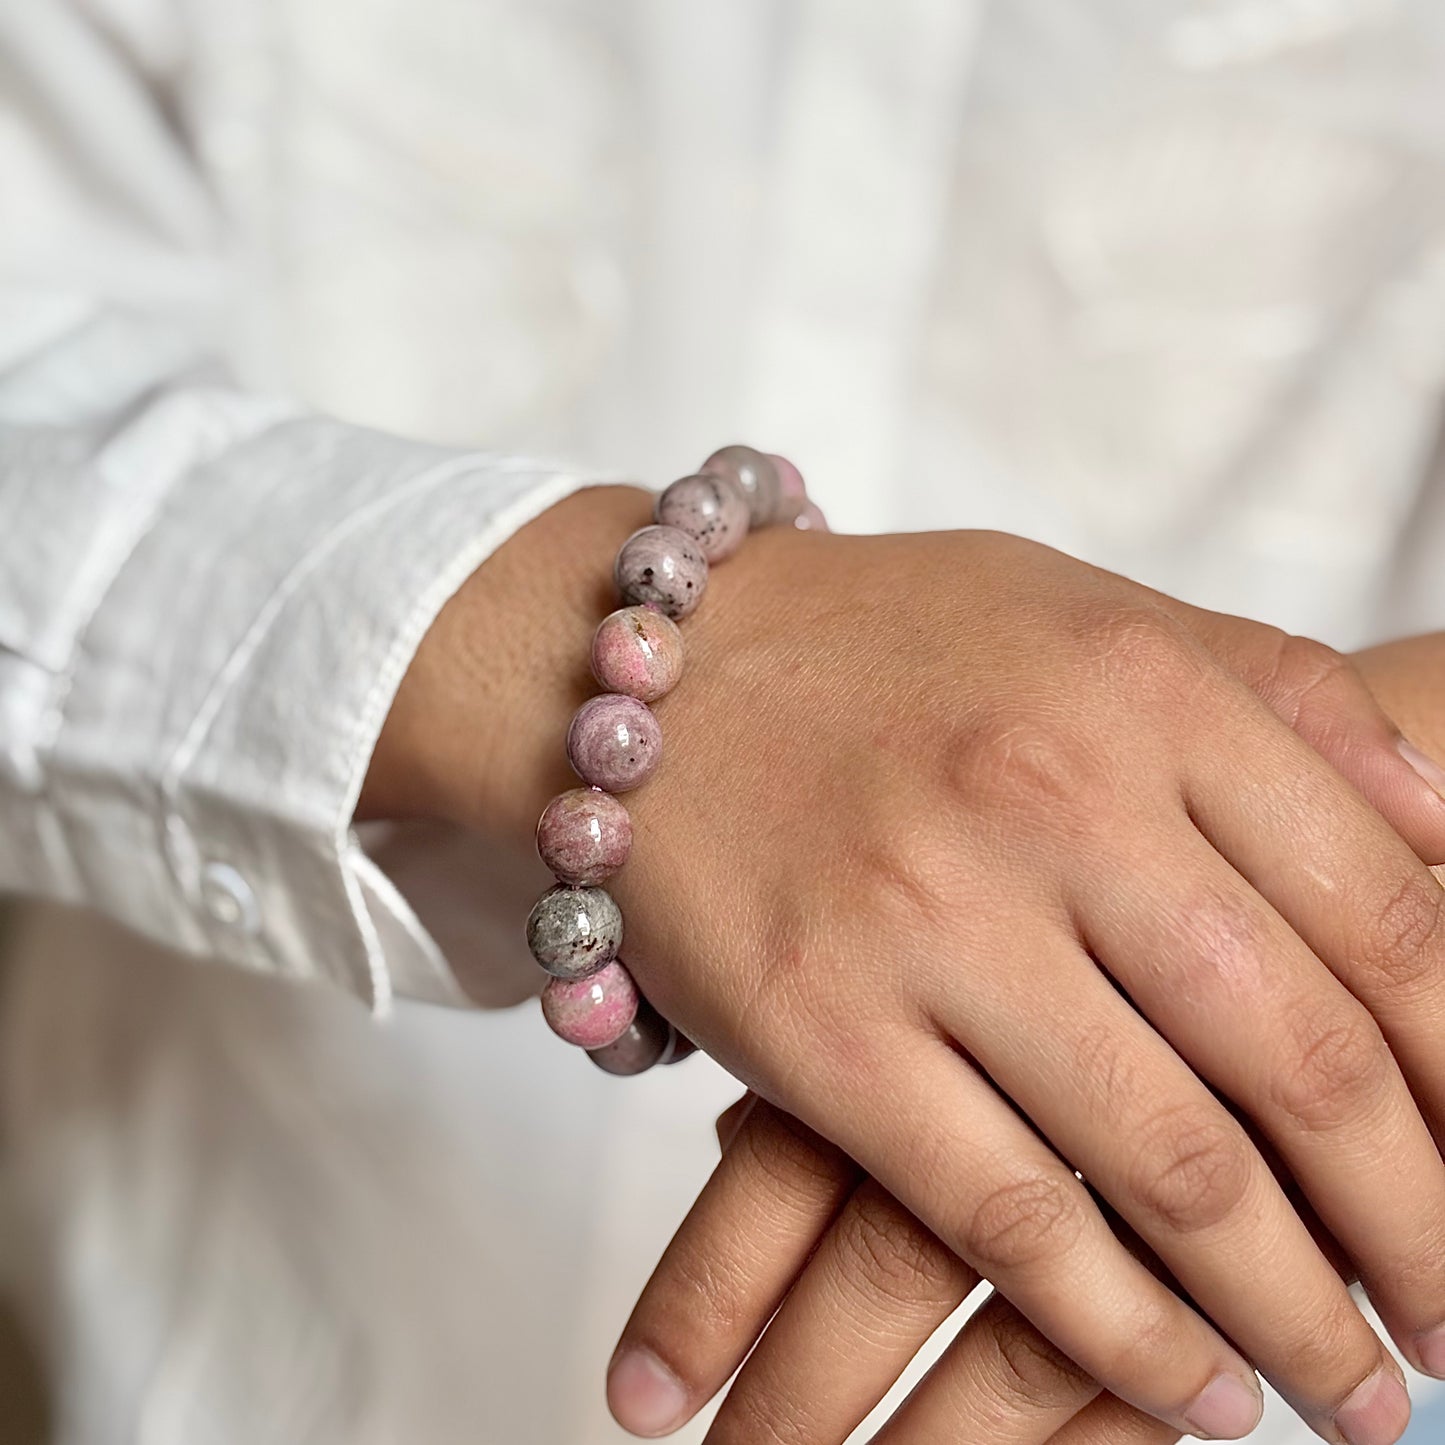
[701,444,782,528]
[526,883,622,979]
[541,961,640,1049]
[588,1002,673,1076]
[591,606,685,703]
[567,693,662,792]
[768,453,807,523]
[536,788,632,885]
[614,524,709,620]
[654,473,751,562]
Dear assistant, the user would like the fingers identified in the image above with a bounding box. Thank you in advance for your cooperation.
[1181,709,1445,1375]
[1048,1394,1182,1445]
[869,1289,1101,1445]
[703,1180,977,1445]
[939,919,1403,1445]
[609,1100,859,1436]
[1168,610,1445,864]
[815,1034,1266,1442]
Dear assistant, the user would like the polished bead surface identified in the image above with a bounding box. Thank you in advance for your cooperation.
[536,788,632,885]
[614,525,709,619]
[655,473,750,562]
[542,961,640,1049]
[588,1002,672,1076]
[769,453,807,523]
[567,694,662,792]
[526,884,623,979]
[661,1032,697,1066]
[591,606,685,703]
[701,444,782,528]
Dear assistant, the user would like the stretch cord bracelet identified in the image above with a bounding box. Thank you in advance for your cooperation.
[525,446,828,1075]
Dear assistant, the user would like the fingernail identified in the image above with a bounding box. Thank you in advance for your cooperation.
[607,1347,688,1437]
[1416,1323,1445,1378]
[1183,1374,1263,1439]
[1335,1365,1412,1445]
[1400,739,1445,800]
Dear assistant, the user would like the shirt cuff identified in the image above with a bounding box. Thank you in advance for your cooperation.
[35,397,590,1010]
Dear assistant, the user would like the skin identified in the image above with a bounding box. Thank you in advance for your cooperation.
[613,636,1445,1445]
[362,487,1445,1445]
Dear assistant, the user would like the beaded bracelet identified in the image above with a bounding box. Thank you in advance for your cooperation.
[525,446,826,1075]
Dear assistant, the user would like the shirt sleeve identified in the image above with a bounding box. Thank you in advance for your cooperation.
[0,4,590,1011]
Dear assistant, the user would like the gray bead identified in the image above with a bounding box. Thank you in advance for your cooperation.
[526,884,623,980]
[588,1001,672,1076]
[614,525,709,620]
[655,473,751,562]
[700,445,782,528]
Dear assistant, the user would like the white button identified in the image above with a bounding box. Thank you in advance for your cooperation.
[200,862,261,936]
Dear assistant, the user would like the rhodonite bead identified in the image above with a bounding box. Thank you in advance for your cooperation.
[591,606,685,703]
[614,525,709,620]
[701,444,782,528]
[526,884,623,979]
[588,1001,672,1076]
[654,473,750,562]
[769,453,807,523]
[567,694,662,791]
[536,788,632,885]
[542,961,639,1049]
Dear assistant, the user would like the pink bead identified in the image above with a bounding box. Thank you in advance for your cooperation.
[592,606,685,703]
[542,961,640,1049]
[536,788,632,885]
[700,445,781,528]
[655,473,751,562]
[768,454,807,523]
[567,693,662,792]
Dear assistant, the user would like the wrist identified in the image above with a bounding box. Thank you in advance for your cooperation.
[360,484,656,845]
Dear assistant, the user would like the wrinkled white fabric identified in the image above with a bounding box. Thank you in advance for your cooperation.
[3,2,1445,1442]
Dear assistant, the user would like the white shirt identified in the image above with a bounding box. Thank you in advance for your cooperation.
[2,2,1445,1441]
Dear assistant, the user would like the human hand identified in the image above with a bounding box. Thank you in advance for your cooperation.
[367,489,1445,1444]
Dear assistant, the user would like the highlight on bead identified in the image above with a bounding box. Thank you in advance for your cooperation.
[536,788,632,885]
[527,446,813,1073]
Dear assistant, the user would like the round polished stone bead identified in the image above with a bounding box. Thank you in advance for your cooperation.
[661,1032,697,1065]
[654,473,750,562]
[588,1001,672,1076]
[701,444,782,528]
[526,884,622,979]
[769,453,807,523]
[541,961,640,1049]
[567,694,662,792]
[614,525,709,620]
[536,788,632,885]
[591,606,685,703]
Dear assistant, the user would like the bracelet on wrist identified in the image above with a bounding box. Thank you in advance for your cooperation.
[525,446,826,1074]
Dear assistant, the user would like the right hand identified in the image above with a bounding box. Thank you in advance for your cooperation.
[611,524,1445,1445]
[371,489,1445,1445]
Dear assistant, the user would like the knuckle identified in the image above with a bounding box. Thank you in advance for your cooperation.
[965,1173,1085,1275]
[1126,1105,1253,1235]
[1093,1299,1184,1388]
[985,1303,1095,1409]
[1361,875,1445,997]
[1069,601,1203,703]
[1174,885,1271,989]
[1273,1001,1393,1133]
[835,1186,971,1308]
[1071,1020,1148,1121]
[1259,633,1355,728]
[944,707,1104,819]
